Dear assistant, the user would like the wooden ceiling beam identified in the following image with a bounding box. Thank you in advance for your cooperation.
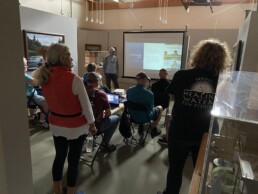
[88,0,251,10]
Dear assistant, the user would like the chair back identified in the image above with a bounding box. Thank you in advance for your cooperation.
[125,101,148,112]
[125,101,150,124]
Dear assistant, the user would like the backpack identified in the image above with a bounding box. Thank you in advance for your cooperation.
[119,107,132,138]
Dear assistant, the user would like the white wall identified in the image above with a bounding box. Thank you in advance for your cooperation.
[238,11,258,72]
[20,6,78,74]
[0,1,33,194]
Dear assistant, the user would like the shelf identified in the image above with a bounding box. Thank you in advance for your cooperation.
[238,152,258,181]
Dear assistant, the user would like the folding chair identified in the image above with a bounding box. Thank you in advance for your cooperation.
[80,132,106,168]
[125,101,152,146]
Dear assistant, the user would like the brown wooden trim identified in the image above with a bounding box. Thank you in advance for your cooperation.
[88,0,251,10]
[188,132,208,194]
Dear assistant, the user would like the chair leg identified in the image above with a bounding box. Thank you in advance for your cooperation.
[139,124,152,146]
[80,134,105,168]
[161,108,169,127]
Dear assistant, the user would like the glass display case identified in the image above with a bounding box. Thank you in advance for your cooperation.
[85,51,109,67]
[85,51,109,81]
[199,71,258,194]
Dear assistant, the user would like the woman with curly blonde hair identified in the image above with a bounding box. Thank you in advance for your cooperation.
[34,44,97,194]
[159,39,231,194]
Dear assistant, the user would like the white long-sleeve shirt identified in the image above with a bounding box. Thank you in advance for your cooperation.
[50,75,95,140]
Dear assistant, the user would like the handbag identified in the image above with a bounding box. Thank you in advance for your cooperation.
[119,109,132,138]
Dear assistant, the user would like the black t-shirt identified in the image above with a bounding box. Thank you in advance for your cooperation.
[151,79,170,109]
[167,68,218,143]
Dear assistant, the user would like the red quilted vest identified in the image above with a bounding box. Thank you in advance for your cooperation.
[42,66,87,128]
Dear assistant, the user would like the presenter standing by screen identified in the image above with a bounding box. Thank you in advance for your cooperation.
[103,47,119,90]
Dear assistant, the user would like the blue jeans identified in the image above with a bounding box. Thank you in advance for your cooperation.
[99,115,120,144]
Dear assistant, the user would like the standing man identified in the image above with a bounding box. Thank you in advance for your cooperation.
[103,47,119,90]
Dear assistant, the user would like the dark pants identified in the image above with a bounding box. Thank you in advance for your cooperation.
[105,73,119,90]
[52,134,86,187]
[164,124,200,194]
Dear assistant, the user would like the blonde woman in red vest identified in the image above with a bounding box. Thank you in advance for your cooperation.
[33,44,97,194]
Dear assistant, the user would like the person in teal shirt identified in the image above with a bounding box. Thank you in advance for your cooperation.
[126,72,163,139]
[24,58,49,128]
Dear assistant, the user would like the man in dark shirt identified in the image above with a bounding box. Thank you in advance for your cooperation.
[151,69,170,145]
[151,68,170,109]
[86,72,120,152]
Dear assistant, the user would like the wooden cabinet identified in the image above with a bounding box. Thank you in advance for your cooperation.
[85,51,109,83]
[85,51,109,67]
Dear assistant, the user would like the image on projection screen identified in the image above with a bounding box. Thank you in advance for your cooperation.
[123,31,185,80]
[143,43,182,70]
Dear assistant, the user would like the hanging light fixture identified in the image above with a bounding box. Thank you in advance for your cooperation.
[164,0,168,24]
[85,0,104,25]
[91,0,94,22]
[157,0,168,24]
[95,0,99,23]
[158,0,162,21]
[100,0,105,25]
[60,0,64,15]
[99,0,102,24]
[85,0,89,21]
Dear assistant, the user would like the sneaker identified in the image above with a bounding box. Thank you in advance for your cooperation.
[138,124,144,135]
[151,127,161,138]
[37,121,49,129]
[158,138,167,146]
[100,144,116,152]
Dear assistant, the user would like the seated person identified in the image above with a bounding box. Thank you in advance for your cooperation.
[83,63,96,87]
[98,73,111,93]
[83,63,111,93]
[24,57,49,128]
[126,72,163,138]
[151,68,171,145]
[151,68,170,109]
[86,72,120,152]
